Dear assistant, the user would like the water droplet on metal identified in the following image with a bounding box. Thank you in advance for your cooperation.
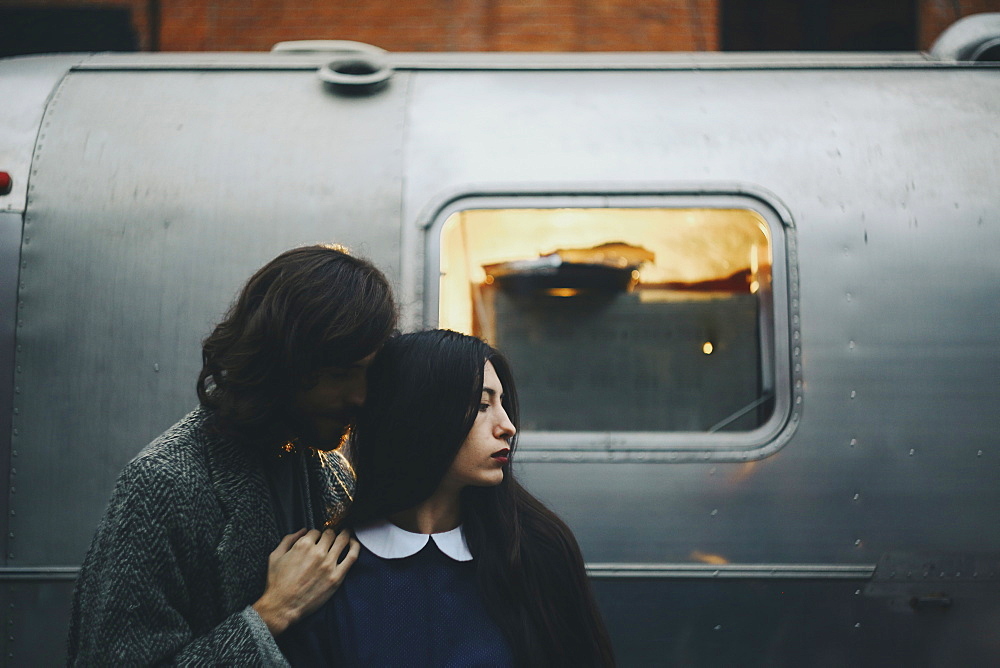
[909,449,915,456]
[850,390,856,399]
[153,363,160,372]
[710,509,718,516]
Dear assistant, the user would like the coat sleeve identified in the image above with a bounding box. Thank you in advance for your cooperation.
[67,457,289,667]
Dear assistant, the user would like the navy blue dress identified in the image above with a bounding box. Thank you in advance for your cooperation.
[279,527,514,667]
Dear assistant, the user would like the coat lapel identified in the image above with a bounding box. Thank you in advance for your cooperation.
[203,428,280,612]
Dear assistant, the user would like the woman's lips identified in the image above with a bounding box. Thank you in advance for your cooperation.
[491,448,510,464]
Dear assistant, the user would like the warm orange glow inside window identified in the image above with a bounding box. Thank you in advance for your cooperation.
[438,207,774,432]
[440,208,771,335]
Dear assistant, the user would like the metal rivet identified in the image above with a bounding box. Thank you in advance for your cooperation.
[153,363,160,372]
[850,438,858,447]
[850,390,856,399]
[909,449,915,456]
[977,450,983,457]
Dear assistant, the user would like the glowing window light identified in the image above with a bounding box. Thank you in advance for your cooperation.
[703,342,714,355]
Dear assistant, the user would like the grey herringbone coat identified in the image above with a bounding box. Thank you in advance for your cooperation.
[67,408,355,666]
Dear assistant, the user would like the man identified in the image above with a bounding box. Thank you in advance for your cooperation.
[68,245,397,666]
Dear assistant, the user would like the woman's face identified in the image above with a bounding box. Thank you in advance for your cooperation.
[441,360,516,491]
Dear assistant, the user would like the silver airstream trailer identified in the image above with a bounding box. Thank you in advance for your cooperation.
[2,13,999,666]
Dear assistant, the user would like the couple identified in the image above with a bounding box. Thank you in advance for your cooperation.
[68,245,615,667]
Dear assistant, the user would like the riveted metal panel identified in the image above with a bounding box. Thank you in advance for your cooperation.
[9,67,408,567]
[0,55,82,214]
[1,47,999,666]
[403,65,1000,564]
[2,579,75,667]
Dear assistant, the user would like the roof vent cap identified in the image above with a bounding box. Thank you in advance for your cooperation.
[271,40,393,95]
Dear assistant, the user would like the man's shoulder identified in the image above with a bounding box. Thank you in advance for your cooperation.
[121,408,222,491]
[130,406,210,459]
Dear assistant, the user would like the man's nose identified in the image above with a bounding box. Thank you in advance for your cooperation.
[347,375,367,407]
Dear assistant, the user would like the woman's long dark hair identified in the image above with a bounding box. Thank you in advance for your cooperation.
[349,330,615,667]
[197,245,396,452]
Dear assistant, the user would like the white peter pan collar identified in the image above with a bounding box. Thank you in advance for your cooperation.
[355,519,473,562]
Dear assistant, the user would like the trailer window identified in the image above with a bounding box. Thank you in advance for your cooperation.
[438,207,777,434]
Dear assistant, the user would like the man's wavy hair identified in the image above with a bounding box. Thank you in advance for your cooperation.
[197,245,396,451]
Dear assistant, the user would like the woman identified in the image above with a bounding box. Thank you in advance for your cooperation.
[280,329,615,667]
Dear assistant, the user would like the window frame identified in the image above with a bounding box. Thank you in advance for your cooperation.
[422,187,801,462]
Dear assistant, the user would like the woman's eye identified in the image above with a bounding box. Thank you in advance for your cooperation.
[478,403,490,413]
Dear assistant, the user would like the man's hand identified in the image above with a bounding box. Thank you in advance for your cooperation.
[252,528,360,636]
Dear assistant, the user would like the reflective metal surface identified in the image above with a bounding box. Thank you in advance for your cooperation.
[1,47,999,665]
[0,54,80,214]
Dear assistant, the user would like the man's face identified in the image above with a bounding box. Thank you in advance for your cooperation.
[291,350,378,449]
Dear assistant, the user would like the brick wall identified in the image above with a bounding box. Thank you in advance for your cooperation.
[1,0,999,53]
[151,0,719,52]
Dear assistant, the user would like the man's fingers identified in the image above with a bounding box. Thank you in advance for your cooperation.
[342,537,360,566]
[329,529,352,558]
[293,529,323,549]
[316,528,336,552]
[273,528,307,556]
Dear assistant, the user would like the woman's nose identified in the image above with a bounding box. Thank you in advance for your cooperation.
[496,407,516,438]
